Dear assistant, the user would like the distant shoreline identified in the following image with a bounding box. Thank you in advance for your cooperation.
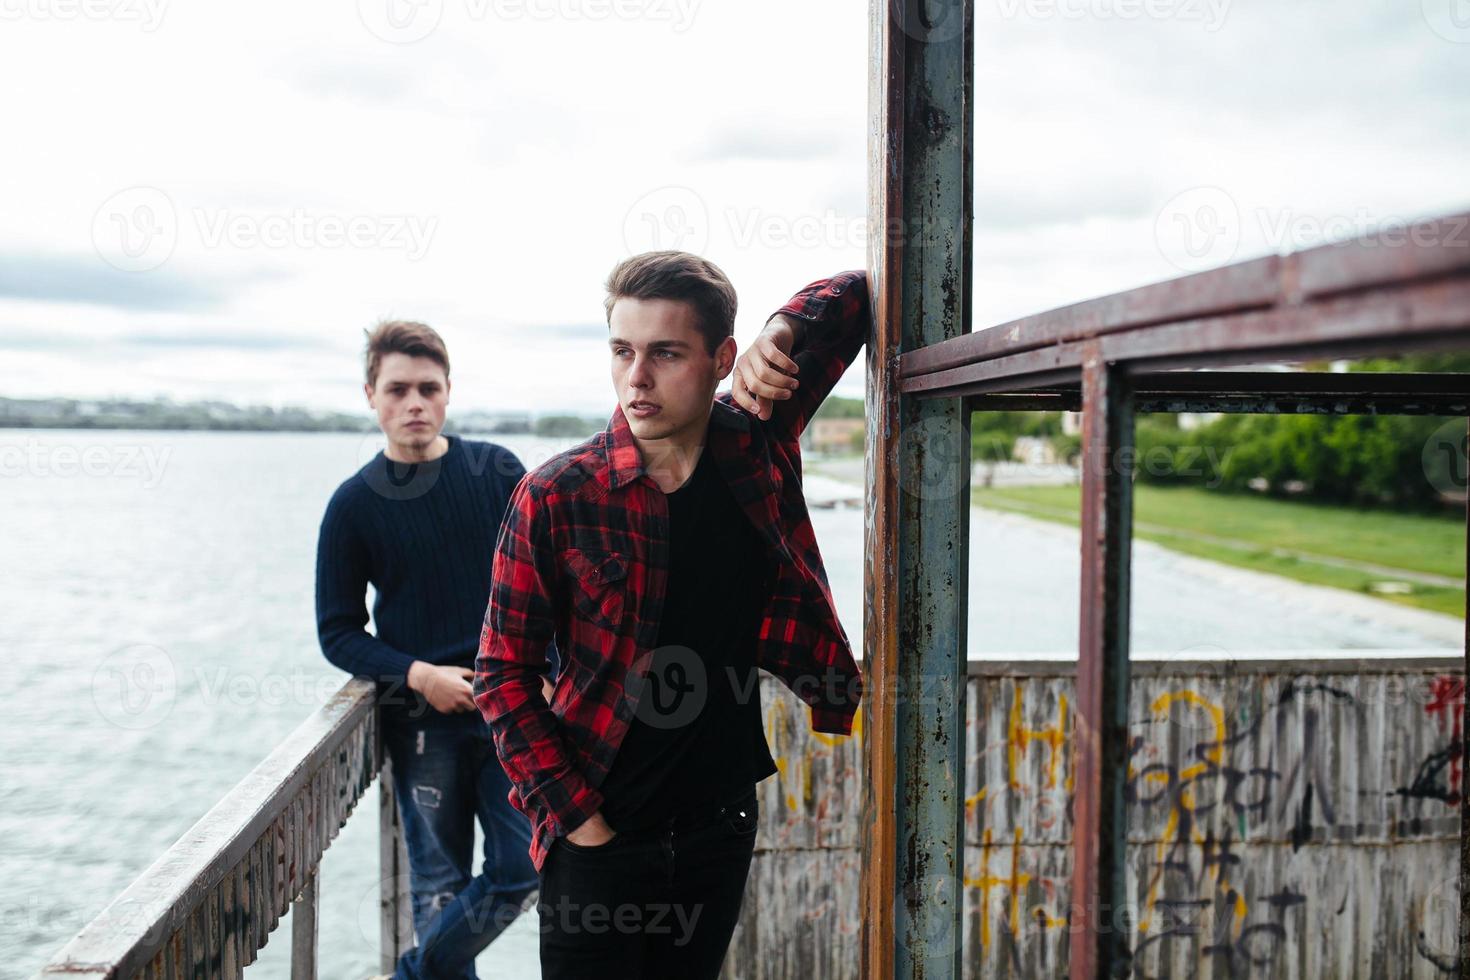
[0,396,604,438]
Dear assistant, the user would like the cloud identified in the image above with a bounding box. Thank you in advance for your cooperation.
[0,0,1465,415]
[0,325,339,355]
[691,119,852,163]
[523,322,607,340]
[287,61,420,106]
[120,330,338,351]
[0,253,229,312]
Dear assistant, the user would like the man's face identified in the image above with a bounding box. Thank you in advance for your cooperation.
[365,352,450,452]
[608,297,736,445]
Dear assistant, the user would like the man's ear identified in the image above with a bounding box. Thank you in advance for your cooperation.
[363,381,376,408]
[713,336,738,382]
[444,376,452,404]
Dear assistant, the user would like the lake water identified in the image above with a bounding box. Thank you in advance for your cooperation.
[2,430,1459,979]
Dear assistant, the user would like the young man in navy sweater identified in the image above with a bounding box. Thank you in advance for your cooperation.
[315,321,550,979]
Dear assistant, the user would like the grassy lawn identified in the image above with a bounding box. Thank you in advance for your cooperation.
[971,483,1466,618]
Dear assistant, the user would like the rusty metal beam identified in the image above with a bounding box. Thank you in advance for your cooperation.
[901,275,1470,398]
[965,370,1470,415]
[1069,347,1135,978]
[904,255,1284,377]
[901,210,1470,383]
[863,1,972,978]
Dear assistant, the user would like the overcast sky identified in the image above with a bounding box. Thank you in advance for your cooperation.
[2,0,1466,416]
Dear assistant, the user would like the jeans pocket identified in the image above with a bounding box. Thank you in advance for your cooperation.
[557,830,627,855]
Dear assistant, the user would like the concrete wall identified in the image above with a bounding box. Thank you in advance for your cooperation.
[723,658,1464,979]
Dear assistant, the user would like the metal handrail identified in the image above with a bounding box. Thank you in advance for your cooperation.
[33,678,411,979]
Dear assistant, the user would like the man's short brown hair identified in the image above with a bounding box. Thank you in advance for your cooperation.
[363,320,450,388]
[603,251,738,354]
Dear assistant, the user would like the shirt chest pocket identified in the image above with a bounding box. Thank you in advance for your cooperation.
[561,548,630,632]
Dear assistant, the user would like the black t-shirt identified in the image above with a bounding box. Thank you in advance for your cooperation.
[597,446,778,831]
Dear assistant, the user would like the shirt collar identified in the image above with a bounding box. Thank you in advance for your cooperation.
[601,397,751,492]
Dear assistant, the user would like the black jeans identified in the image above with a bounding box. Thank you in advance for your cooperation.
[537,785,759,979]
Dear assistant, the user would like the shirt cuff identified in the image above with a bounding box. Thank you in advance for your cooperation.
[810,705,856,736]
[550,780,606,837]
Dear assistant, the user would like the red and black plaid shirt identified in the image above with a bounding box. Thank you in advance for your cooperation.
[473,270,869,871]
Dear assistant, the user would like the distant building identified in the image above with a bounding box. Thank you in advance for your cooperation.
[1012,435,1057,466]
[1064,408,1221,432]
[1177,412,1223,430]
[803,417,865,455]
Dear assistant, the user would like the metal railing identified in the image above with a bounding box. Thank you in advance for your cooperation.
[33,680,413,979]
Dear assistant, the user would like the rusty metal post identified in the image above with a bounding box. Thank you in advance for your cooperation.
[1461,416,1469,980]
[1069,348,1135,978]
[863,0,972,977]
[379,740,413,971]
[289,869,317,980]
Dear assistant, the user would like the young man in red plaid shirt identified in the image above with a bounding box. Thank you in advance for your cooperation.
[473,251,868,978]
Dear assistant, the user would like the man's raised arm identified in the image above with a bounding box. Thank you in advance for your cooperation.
[472,478,603,836]
[729,269,871,439]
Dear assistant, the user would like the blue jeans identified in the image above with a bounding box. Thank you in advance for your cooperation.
[383,701,538,980]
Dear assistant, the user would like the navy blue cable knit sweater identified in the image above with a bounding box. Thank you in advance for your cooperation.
[314,434,553,694]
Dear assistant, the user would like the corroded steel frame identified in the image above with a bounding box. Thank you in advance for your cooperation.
[872,211,1470,978]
